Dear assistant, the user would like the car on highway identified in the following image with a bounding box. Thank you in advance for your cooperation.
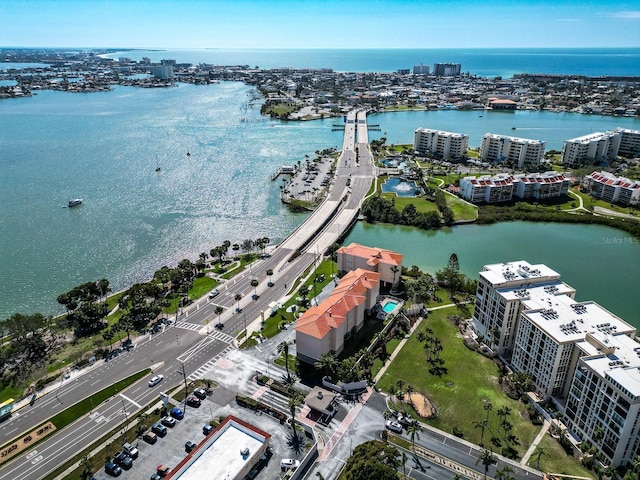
[151,422,167,437]
[161,415,177,428]
[208,289,220,299]
[385,420,403,433]
[170,407,184,420]
[186,395,201,407]
[193,387,207,400]
[142,431,157,444]
[185,440,197,453]
[148,374,164,387]
[280,458,300,470]
[104,461,122,477]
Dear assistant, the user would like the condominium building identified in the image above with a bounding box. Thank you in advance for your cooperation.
[413,64,430,75]
[512,171,571,200]
[480,133,546,169]
[459,173,515,204]
[561,131,621,167]
[413,127,469,160]
[472,261,575,357]
[564,333,640,467]
[584,171,640,206]
[615,128,640,157]
[337,243,403,289]
[433,63,461,76]
[294,268,380,364]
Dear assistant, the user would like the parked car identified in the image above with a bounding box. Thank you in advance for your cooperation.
[385,420,403,433]
[104,461,122,477]
[157,464,171,477]
[142,431,157,444]
[186,395,201,407]
[185,441,197,453]
[113,451,133,470]
[150,475,162,480]
[122,442,138,459]
[193,388,207,400]
[151,422,167,437]
[203,423,214,435]
[148,374,164,387]
[161,415,177,428]
[280,458,301,470]
[170,407,184,420]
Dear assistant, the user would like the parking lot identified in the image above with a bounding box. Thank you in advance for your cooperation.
[92,385,306,480]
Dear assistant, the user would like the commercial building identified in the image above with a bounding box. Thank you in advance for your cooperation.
[488,98,518,110]
[584,171,640,206]
[337,243,403,289]
[295,268,380,364]
[165,415,270,480]
[472,260,640,467]
[413,127,469,160]
[433,63,461,76]
[561,131,621,167]
[459,172,570,204]
[479,133,546,169]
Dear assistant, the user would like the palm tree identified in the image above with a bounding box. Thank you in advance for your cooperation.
[390,265,399,288]
[102,329,114,352]
[288,392,303,431]
[234,293,242,312]
[314,352,337,378]
[534,445,548,470]
[251,278,259,298]
[215,305,223,328]
[266,268,273,286]
[278,340,293,382]
[405,384,414,406]
[495,465,515,480]
[476,449,496,480]
[407,423,421,453]
[473,419,489,447]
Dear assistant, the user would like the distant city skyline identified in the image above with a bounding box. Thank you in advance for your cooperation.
[1,0,638,49]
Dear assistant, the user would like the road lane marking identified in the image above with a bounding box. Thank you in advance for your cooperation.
[119,393,141,409]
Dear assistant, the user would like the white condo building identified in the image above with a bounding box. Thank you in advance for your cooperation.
[616,128,640,157]
[473,260,640,467]
[561,131,621,167]
[459,171,569,204]
[479,133,546,169]
[459,173,514,203]
[584,171,640,206]
[414,128,469,160]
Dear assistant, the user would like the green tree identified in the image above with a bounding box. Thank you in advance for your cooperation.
[251,278,259,298]
[215,305,224,328]
[476,449,496,480]
[234,293,242,312]
[266,268,273,286]
[407,423,421,453]
[314,352,338,377]
[278,340,294,382]
[343,440,400,480]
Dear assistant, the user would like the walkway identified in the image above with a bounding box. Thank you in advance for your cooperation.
[520,420,551,466]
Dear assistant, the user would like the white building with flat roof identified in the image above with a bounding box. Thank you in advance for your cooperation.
[414,127,469,160]
[584,171,640,206]
[615,128,640,157]
[512,171,570,200]
[460,171,570,204]
[480,133,546,169]
[459,173,515,204]
[561,130,621,167]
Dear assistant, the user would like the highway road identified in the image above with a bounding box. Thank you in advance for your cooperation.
[0,109,377,479]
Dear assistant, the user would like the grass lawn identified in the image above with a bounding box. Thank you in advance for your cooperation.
[529,435,595,479]
[377,306,540,459]
[445,193,478,221]
[384,193,440,214]
[262,103,298,117]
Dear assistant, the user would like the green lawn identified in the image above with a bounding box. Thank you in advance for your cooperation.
[383,193,440,214]
[445,193,478,221]
[377,306,539,459]
[530,435,595,479]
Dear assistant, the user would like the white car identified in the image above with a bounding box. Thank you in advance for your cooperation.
[208,289,220,299]
[148,374,164,387]
[385,420,403,433]
[280,458,300,470]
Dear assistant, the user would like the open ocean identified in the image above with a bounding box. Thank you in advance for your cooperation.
[0,48,639,319]
[103,47,640,78]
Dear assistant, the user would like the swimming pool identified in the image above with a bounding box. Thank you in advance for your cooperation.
[381,177,421,197]
[382,300,399,313]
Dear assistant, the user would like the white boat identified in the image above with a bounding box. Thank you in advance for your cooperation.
[68,199,83,207]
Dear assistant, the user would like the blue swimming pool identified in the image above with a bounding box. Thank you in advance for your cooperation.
[382,300,398,313]
[381,177,421,197]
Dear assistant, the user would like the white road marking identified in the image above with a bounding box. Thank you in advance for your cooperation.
[119,393,141,409]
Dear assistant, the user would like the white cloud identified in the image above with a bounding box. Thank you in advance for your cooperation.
[609,11,640,19]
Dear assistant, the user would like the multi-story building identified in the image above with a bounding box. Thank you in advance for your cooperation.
[433,63,461,76]
[337,243,403,289]
[564,333,640,467]
[561,131,621,167]
[413,127,469,160]
[615,128,640,157]
[585,171,640,206]
[413,64,430,75]
[459,173,515,203]
[151,65,173,79]
[479,133,546,169]
[294,268,380,364]
[512,171,571,200]
[472,261,574,356]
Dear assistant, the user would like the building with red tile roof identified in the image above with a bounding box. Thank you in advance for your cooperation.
[336,243,403,289]
[585,171,640,205]
[295,268,380,364]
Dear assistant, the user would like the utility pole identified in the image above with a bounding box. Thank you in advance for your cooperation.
[180,363,188,412]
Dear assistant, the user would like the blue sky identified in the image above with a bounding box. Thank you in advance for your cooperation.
[1,0,638,49]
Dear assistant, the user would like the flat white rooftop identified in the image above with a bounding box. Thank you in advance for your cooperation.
[481,261,561,287]
[170,416,269,480]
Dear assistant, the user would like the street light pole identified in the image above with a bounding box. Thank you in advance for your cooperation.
[180,363,188,412]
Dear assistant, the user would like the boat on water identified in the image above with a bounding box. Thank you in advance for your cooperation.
[68,199,83,207]
[155,166,161,172]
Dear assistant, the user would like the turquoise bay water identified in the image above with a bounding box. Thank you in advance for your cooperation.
[344,222,639,327]
[0,81,638,319]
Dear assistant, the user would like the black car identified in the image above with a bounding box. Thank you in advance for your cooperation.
[113,452,133,470]
[203,423,214,435]
[186,395,201,407]
[151,422,168,437]
[104,461,122,477]
[193,388,207,400]
[143,431,158,444]
[185,441,197,453]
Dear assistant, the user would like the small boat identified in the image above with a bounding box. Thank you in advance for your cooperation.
[186,151,191,157]
[155,166,161,172]
[68,199,83,207]
[511,126,516,130]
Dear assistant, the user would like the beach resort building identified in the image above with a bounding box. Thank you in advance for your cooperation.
[561,131,621,167]
[336,243,403,289]
[413,127,469,160]
[479,133,546,169]
[584,171,640,206]
[294,268,380,364]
